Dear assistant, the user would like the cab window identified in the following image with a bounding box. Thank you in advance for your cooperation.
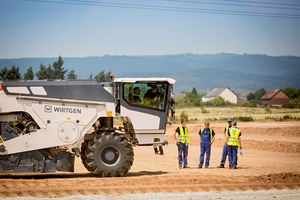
[123,83,168,111]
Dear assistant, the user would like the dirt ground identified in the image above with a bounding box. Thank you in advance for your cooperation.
[0,121,300,198]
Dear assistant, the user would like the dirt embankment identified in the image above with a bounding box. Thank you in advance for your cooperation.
[0,121,300,198]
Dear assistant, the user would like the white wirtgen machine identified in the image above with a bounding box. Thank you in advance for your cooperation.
[0,77,175,177]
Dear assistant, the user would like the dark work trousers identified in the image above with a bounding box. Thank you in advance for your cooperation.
[220,143,228,165]
[178,143,188,167]
[199,134,211,166]
[227,145,238,168]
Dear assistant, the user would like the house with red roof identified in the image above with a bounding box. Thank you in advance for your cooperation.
[260,89,290,107]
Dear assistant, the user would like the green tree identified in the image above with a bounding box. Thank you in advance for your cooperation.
[283,87,299,100]
[24,67,34,80]
[5,66,22,80]
[0,67,8,80]
[255,88,266,100]
[191,87,197,95]
[35,56,67,80]
[36,64,52,80]
[67,69,77,80]
[89,73,93,80]
[247,93,255,101]
[94,69,111,83]
[52,56,67,80]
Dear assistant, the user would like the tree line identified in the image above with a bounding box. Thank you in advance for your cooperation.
[176,87,300,108]
[0,56,111,82]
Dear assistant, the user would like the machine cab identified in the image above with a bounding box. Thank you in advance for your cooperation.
[114,78,175,145]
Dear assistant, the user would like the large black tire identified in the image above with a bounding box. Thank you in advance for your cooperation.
[84,132,134,177]
[81,140,91,171]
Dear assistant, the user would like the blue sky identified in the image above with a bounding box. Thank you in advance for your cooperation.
[0,0,300,58]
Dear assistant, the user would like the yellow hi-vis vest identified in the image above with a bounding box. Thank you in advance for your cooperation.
[178,126,190,144]
[200,128,213,142]
[133,94,144,104]
[227,127,240,146]
[225,125,231,134]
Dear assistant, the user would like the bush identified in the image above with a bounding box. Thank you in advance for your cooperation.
[290,99,300,108]
[180,111,189,122]
[238,116,254,122]
[282,103,296,108]
[264,107,272,114]
[265,115,300,121]
[211,96,226,106]
[239,101,255,107]
[200,106,209,113]
[283,115,290,120]
[192,98,201,107]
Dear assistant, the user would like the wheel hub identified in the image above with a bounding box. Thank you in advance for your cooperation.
[100,146,120,166]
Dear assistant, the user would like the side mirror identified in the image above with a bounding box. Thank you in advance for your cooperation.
[170,98,175,107]
[171,108,175,117]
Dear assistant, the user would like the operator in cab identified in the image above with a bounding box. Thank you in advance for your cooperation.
[133,87,143,104]
[144,84,161,107]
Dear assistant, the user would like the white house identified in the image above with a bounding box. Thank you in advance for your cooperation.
[202,88,237,104]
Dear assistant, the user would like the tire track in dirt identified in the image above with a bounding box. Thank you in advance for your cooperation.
[0,173,299,198]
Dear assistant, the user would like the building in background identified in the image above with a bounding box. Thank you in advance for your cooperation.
[260,89,290,107]
[202,88,237,104]
[236,91,252,103]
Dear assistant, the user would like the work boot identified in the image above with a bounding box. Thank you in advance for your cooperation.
[198,165,202,169]
[205,166,209,169]
[179,165,182,169]
[218,164,225,168]
[183,166,190,169]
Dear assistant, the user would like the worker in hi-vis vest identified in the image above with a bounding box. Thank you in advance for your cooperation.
[226,120,242,169]
[173,118,190,169]
[133,87,143,104]
[144,84,161,106]
[198,120,215,168]
[218,117,232,168]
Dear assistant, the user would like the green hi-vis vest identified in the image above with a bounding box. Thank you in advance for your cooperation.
[178,125,190,144]
[200,128,213,142]
[144,97,150,105]
[133,94,144,104]
[227,127,240,146]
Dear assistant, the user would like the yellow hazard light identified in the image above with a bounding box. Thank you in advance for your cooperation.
[0,137,3,143]
[107,111,112,117]
[67,117,71,120]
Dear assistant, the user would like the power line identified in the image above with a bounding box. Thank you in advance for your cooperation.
[23,0,300,19]
[160,0,300,11]
[220,0,300,7]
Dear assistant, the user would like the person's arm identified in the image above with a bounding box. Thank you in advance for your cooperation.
[239,136,242,149]
[225,134,229,147]
[173,131,177,142]
[223,128,226,139]
[173,130,180,143]
[211,130,215,145]
[198,129,202,143]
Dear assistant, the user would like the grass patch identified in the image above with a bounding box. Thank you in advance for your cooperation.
[265,115,300,121]
[200,106,209,113]
[237,116,254,122]
[174,107,300,123]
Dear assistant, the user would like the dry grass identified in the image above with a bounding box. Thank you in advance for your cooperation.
[175,107,300,123]
[113,107,300,125]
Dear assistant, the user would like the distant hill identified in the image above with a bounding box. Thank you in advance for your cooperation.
[1,53,300,92]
